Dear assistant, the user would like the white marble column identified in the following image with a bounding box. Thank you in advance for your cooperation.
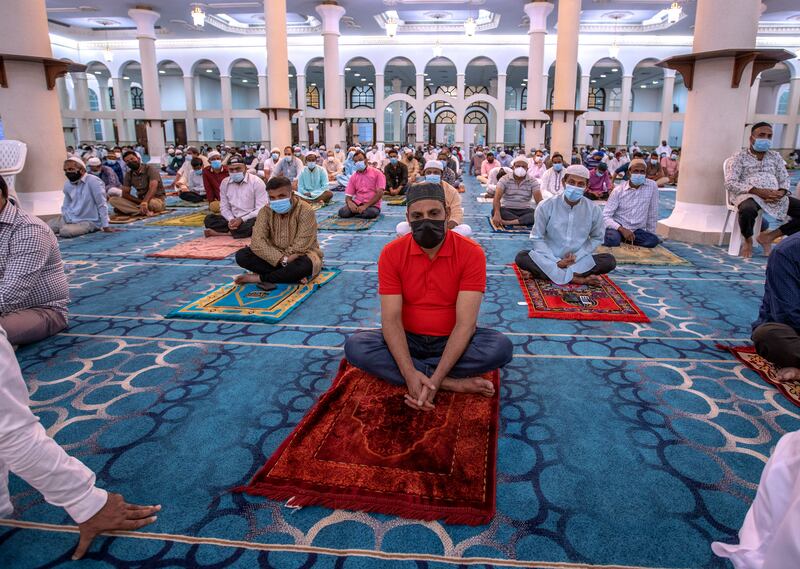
[72,72,94,142]
[128,8,165,161]
[495,74,507,147]
[96,76,113,141]
[549,0,581,156]
[111,77,127,144]
[0,0,71,214]
[659,70,676,145]
[295,74,309,146]
[220,75,234,144]
[264,0,291,148]
[182,76,198,143]
[576,74,591,146]
[781,77,800,149]
[617,75,633,146]
[375,73,385,143]
[258,74,269,142]
[415,73,426,143]
[391,78,402,143]
[315,2,347,149]
[657,0,761,244]
[523,1,554,150]
[455,73,465,147]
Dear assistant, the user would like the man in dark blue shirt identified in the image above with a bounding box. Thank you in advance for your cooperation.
[752,232,800,381]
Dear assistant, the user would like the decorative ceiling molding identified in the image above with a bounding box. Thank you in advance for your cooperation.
[757,22,800,34]
[47,20,170,39]
[203,13,321,35]
[578,11,688,33]
[383,0,485,5]
[46,5,99,13]
[374,9,499,34]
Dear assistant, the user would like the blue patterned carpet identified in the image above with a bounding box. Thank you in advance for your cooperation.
[3,177,799,569]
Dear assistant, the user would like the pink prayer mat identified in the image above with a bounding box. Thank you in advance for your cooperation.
[147,235,251,260]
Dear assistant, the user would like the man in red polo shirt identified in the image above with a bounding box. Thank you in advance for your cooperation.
[344,182,513,412]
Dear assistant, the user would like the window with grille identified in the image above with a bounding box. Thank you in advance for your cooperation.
[108,86,115,110]
[306,86,320,109]
[465,110,487,125]
[588,87,606,111]
[130,86,144,110]
[350,86,375,109]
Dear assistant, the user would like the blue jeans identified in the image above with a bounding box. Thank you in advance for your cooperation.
[603,228,660,248]
[344,328,513,386]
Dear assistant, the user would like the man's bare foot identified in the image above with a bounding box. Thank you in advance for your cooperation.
[776,367,800,383]
[299,277,308,284]
[440,376,495,397]
[571,275,603,287]
[204,228,225,238]
[234,273,260,285]
[741,238,753,259]
[756,231,776,256]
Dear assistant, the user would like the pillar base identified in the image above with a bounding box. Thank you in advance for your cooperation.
[15,190,63,217]
[656,200,729,245]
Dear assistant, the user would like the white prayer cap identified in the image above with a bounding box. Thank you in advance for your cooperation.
[86,157,102,167]
[565,164,590,179]
[207,150,222,159]
[424,159,443,171]
[512,156,529,167]
[64,156,86,169]
[404,148,413,154]
[271,147,280,153]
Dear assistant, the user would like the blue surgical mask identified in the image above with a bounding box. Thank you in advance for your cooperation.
[307,162,316,170]
[354,161,367,171]
[271,153,279,160]
[563,184,585,202]
[193,169,203,175]
[425,174,441,184]
[270,197,292,214]
[229,172,245,183]
[630,173,647,186]
[670,154,678,161]
[753,138,772,152]
[105,160,116,166]
[389,157,398,165]
[596,170,604,177]
[650,158,659,165]
[553,163,563,172]
[284,155,293,162]
[210,160,222,170]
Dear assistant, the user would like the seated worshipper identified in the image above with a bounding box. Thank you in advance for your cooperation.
[401,148,420,181]
[103,150,124,182]
[323,150,341,181]
[338,150,385,219]
[586,162,613,200]
[661,151,680,185]
[515,164,615,286]
[584,150,604,170]
[203,156,267,239]
[750,232,800,382]
[724,122,800,258]
[470,147,485,176]
[108,151,166,217]
[273,146,304,189]
[485,165,512,198]
[497,150,512,168]
[166,149,185,175]
[384,148,409,196]
[423,145,439,163]
[173,147,208,191]
[396,166,471,238]
[0,327,161,560]
[335,148,358,188]
[539,153,566,200]
[233,176,323,290]
[202,151,228,211]
[177,158,207,203]
[645,152,670,187]
[655,140,672,158]
[436,152,460,188]
[527,150,547,180]
[344,182,513,408]
[491,157,541,227]
[296,153,333,204]
[0,175,69,345]
[86,156,121,197]
[48,158,110,238]
[602,158,660,248]
[477,151,498,185]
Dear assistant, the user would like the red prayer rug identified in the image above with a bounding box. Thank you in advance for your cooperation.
[717,345,800,409]
[512,264,650,323]
[147,235,250,260]
[236,359,500,526]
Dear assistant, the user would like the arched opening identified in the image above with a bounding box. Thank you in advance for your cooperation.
[384,57,415,95]
[670,71,687,148]
[84,61,113,142]
[424,102,456,146]
[345,57,376,110]
[583,58,623,146]
[305,57,325,110]
[629,59,665,148]
[192,59,223,143]
[230,59,260,143]
[424,57,457,94]
[383,58,415,145]
[755,62,792,146]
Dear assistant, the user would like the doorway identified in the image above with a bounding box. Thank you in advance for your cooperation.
[134,120,148,152]
[173,119,187,146]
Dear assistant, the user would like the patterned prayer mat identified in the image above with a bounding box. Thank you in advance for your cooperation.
[307,200,331,211]
[167,269,340,324]
[318,214,382,231]
[512,264,650,322]
[147,210,209,227]
[476,195,494,203]
[109,210,170,224]
[717,345,800,409]
[384,195,407,206]
[147,235,250,260]
[595,244,691,266]
[487,216,531,234]
[236,359,499,526]
[165,196,208,208]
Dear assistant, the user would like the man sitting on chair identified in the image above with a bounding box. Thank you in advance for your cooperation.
[602,158,660,248]
[204,156,267,239]
[491,156,540,228]
[344,183,513,412]
[515,164,615,286]
[724,122,800,258]
[338,150,384,220]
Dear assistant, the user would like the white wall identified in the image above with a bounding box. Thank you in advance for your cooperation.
[231,85,259,110]
[159,76,186,111]
[196,76,222,110]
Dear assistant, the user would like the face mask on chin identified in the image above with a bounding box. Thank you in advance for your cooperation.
[410,218,446,249]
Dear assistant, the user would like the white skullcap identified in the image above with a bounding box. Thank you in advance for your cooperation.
[271,147,280,153]
[86,157,101,167]
[513,156,529,166]
[207,150,221,159]
[424,159,443,171]
[404,148,413,154]
[565,164,590,179]
[65,156,86,169]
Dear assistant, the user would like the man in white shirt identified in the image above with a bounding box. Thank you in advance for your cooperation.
[0,326,160,560]
[654,140,672,158]
[203,155,268,239]
[527,150,547,180]
[629,141,640,155]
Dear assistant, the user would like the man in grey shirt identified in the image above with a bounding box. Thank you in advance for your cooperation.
[491,156,541,227]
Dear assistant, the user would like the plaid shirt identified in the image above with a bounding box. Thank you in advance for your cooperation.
[603,179,659,232]
[0,202,69,316]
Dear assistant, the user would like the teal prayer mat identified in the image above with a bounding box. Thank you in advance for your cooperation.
[487,216,531,233]
[165,196,207,208]
[318,214,383,231]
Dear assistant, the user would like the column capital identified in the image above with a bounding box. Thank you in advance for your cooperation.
[315,3,346,35]
[662,69,677,79]
[524,2,554,34]
[128,8,160,40]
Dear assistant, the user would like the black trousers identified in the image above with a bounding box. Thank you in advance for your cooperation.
[496,207,535,226]
[514,250,617,280]
[235,247,313,283]
[585,192,610,201]
[338,205,380,219]
[203,214,255,238]
[738,196,800,239]
[178,191,205,203]
[752,323,800,369]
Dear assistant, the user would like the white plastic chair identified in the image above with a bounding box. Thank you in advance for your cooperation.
[721,156,762,256]
[0,140,27,202]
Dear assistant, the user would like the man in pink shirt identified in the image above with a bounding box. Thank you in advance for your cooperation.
[586,162,613,200]
[339,150,385,219]
[477,151,498,184]
[660,151,680,185]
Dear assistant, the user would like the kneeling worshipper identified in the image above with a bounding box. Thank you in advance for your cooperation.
[203,156,267,239]
[385,148,409,196]
[296,153,334,205]
[86,156,121,197]
[491,156,541,227]
[515,164,616,286]
[586,161,613,201]
[344,183,514,411]
[0,175,69,345]
[602,158,660,248]
[48,157,111,238]
[750,232,800,382]
[338,150,384,219]
[396,170,471,237]
[725,122,800,258]
[176,158,207,203]
[234,176,323,291]
[0,327,161,560]
[108,151,165,217]
[539,153,565,200]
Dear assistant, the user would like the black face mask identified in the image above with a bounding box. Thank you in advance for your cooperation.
[410,218,446,249]
[127,161,141,171]
[65,171,82,182]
